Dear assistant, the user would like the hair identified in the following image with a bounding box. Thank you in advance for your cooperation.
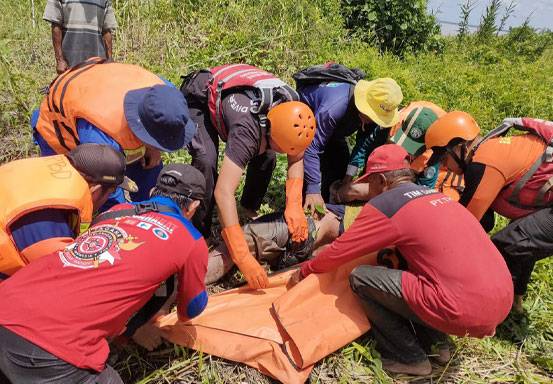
[381,168,416,183]
[150,175,194,210]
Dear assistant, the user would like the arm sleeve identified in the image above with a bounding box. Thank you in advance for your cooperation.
[460,162,506,221]
[223,93,262,169]
[43,0,63,24]
[10,209,75,255]
[76,119,122,150]
[304,108,341,194]
[301,204,399,277]
[348,125,389,173]
[176,239,209,321]
[103,1,118,31]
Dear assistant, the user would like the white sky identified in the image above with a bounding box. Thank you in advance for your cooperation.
[427,0,553,35]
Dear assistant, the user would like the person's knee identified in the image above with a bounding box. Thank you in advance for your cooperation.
[349,265,373,294]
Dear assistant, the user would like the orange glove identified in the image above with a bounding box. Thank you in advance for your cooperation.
[284,178,308,243]
[222,224,269,289]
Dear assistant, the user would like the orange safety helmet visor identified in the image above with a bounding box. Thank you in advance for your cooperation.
[267,101,316,157]
[425,111,481,149]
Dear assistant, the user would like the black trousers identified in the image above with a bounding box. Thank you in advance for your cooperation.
[349,266,448,364]
[182,72,276,237]
[492,207,553,295]
[319,136,350,202]
[0,326,123,384]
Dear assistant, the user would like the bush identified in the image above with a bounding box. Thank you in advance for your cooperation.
[341,0,443,56]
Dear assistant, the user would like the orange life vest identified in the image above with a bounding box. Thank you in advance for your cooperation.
[0,155,92,275]
[35,58,164,162]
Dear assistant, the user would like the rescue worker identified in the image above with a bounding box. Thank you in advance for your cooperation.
[425,113,553,313]
[32,57,196,208]
[0,163,209,384]
[331,102,463,203]
[294,144,513,375]
[181,64,316,290]
[0,143,135,278]
[297,67,403,211]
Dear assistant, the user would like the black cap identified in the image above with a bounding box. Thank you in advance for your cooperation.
[156,164,206,201]
[66,144,137,192]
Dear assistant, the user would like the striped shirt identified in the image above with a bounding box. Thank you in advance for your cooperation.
[43,0,117,66]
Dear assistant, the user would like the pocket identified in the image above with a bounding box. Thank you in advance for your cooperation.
[7,348,67,369]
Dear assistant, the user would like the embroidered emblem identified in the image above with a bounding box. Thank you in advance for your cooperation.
[152,227,169,240]
[59,224,143,269]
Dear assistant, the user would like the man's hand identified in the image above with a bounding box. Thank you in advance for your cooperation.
[56,59,69,74]
[131,322,164,351]
[241,260,269,290]
[141,146,162,169]
[303,193,326,214]
[221,223,269,289]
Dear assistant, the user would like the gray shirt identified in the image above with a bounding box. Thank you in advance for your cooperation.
[43,0,117,66]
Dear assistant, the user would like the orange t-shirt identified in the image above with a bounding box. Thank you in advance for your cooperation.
[463,134,546,220]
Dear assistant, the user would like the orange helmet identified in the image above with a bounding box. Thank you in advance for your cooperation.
[267,101,316,156]
[425,111,480,149]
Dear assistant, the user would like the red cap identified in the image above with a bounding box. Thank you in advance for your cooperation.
[355,144,410,183]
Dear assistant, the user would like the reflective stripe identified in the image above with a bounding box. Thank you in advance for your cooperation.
[221,68,260,83]
[212,63,245,77]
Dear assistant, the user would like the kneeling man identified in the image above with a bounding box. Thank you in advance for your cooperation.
[0,164,208,384]
[297,144,513,375]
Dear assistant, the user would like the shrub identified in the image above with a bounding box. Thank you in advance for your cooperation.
[341,0,443,56]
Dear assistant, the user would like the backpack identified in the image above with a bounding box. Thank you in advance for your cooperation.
[206,64,299,141]
[292,62,366,89]
[475,117,553,208]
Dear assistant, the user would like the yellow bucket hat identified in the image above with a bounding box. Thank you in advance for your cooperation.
[354,78,403,128]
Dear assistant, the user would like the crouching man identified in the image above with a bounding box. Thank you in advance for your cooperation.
[295,144,513,375]
[0,164,208,384]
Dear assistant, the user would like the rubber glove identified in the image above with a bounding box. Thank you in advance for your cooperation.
[222,224,268,289]
[284,178,308,243]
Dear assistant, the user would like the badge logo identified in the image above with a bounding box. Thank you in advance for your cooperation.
[152,227,169,240]
[59,224,143,269]
[137,222,152,230]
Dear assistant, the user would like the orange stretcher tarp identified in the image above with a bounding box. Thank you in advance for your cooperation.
[156,253,377,384]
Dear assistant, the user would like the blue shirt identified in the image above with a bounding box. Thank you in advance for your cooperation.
[300,82,385,193]
[10,209,74,253]
[300,82,356,194]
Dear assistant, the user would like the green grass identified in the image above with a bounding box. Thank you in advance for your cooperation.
[1,1,552,383]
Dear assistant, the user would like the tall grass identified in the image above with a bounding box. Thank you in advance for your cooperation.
[0,1,552,382]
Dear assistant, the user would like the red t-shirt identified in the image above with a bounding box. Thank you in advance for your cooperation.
[0,197,208,371]
[301,183,513,337]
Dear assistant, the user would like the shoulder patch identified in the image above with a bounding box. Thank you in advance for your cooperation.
[370,183,440,218]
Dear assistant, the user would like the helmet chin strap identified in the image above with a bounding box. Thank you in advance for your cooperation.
[446,144,467,172]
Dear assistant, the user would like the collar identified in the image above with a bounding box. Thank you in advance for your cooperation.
[139,196,183,216]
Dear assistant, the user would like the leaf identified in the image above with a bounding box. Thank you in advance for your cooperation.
[314,204,326,216]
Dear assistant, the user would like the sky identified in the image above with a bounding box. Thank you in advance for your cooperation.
[427,0,553,35]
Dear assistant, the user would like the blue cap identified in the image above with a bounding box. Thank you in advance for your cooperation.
[124,84,196,152]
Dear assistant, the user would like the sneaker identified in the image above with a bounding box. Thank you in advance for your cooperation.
[381,358,432,376]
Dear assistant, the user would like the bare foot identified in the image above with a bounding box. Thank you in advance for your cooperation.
[381,358,432,376]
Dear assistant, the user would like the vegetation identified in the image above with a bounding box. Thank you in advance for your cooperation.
[0,0,552,383]
[341,0,443,56]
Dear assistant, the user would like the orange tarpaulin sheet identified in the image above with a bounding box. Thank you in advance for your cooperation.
[156,253,377,384]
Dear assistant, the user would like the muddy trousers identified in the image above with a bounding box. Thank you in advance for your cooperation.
[205,213,315,284]
[492,207,553,295]
[0,326,123,384]
[349,266,448,364]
